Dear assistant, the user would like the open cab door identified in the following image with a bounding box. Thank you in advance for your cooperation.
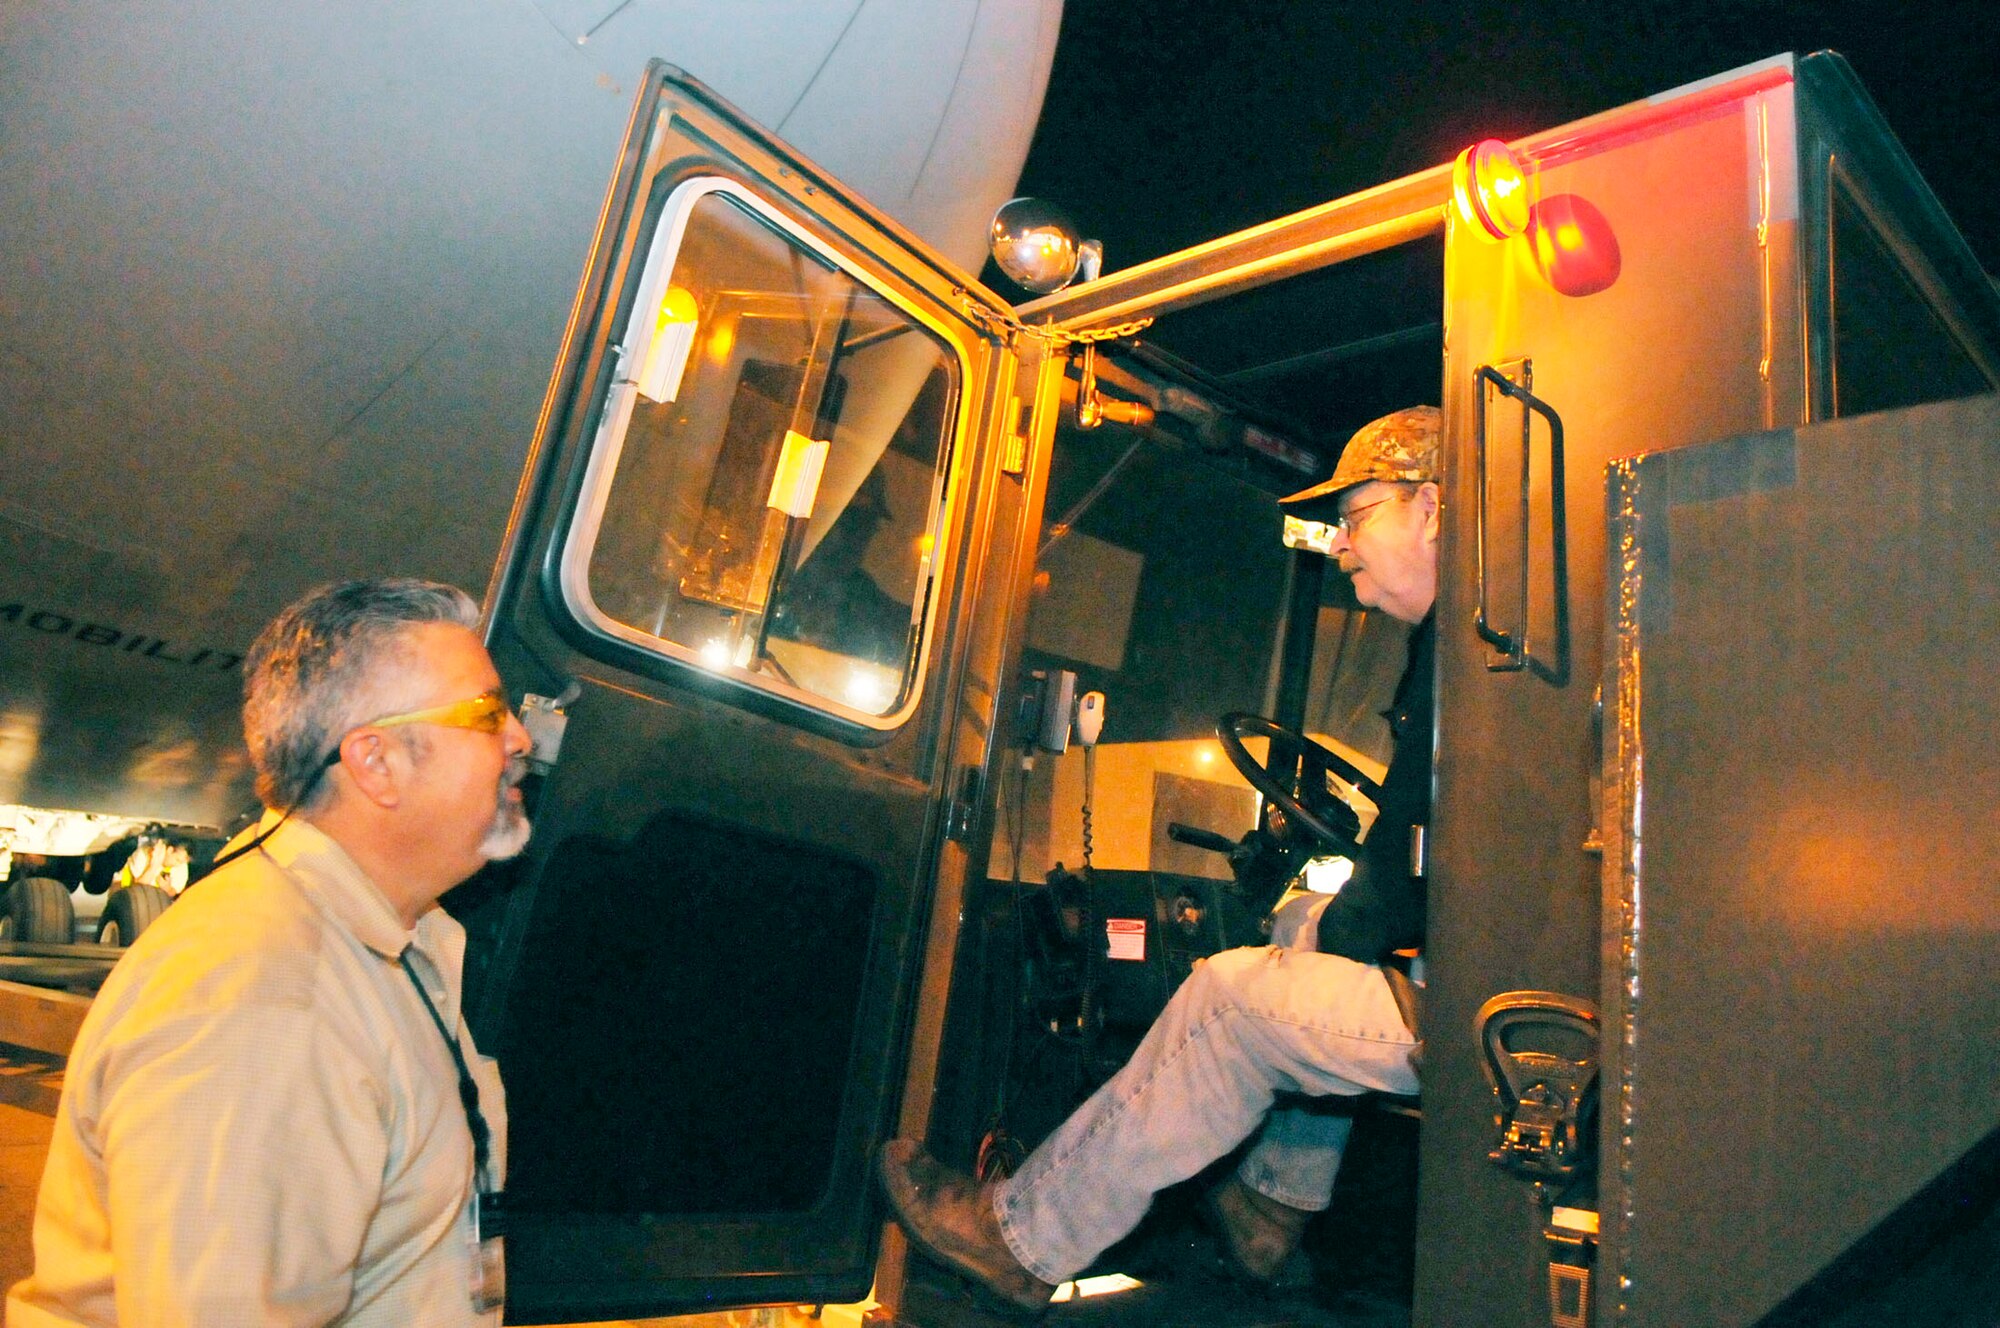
[455,64,1059,1323]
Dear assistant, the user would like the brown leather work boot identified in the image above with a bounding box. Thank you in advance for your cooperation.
[877,1139,1055,1314]
[1204,1175,1314,1286]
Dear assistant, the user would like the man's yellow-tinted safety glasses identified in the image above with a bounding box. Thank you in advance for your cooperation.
[366,688,515,735]
[323,688,515,769]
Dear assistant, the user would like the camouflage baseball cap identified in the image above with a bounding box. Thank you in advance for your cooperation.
[1280,406,1441,517]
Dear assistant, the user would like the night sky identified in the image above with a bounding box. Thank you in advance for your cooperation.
[1007,0,2000,281]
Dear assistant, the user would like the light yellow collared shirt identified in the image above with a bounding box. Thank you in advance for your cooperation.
[6,818,507,1327]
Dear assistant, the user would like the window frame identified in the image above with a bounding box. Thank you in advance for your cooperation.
[1825,163,1995,418]
[555,174,972,733]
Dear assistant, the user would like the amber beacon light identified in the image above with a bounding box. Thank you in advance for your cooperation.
[1452,138,1530,241]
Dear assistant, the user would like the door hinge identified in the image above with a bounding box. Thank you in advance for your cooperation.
[945,766,982,843]
[1001,394,1032,476]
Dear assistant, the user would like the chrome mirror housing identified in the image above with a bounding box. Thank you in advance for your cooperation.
[990,197,1100,294]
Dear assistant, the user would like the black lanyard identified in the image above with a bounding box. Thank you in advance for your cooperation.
[398,949,495,1193]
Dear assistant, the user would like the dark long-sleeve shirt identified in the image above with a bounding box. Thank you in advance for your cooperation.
[1314,612,1434,962]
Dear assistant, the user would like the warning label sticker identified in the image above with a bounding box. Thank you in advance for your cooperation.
[1105,917,1146,961]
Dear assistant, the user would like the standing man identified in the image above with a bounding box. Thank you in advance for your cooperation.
[879,407,1441,1310]
[8,579,533,1327]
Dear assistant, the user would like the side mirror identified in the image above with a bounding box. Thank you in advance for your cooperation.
[990,197,1103,295]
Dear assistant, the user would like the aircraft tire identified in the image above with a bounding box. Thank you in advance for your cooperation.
[0,877,76,944]
[96,884,172,948]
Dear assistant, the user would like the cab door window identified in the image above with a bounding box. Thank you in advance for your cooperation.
[1829,175,1992,416]
[561,178,963,726]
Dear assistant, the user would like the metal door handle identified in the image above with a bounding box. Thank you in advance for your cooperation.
[1475,989,1598,1183]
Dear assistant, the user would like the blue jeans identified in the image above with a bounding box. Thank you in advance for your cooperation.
[991,897,1419,1283]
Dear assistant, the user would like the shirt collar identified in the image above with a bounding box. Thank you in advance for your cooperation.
[255,816,424,962]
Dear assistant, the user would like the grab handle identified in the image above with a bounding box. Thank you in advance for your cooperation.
[1474,365,1570,683]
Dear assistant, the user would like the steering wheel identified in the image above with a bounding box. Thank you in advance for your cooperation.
[1217,713,1383,853]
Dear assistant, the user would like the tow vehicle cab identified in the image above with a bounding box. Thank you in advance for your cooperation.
[456,54,2000,1326]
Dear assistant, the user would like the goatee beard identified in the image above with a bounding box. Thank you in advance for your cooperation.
[478,762,532,860]
[478,804,532,860]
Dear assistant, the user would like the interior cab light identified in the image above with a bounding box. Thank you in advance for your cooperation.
[1452,139,1531,242]
[636,284,700,403]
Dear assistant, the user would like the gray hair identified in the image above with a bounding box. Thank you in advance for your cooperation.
[242,578,479,811]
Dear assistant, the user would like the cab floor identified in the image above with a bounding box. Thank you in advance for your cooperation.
[898,1228,1410,1328]
[899,1112,1419,1328]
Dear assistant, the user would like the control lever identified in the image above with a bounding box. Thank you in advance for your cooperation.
[1166,822,1236,855]
[1166,821,1298,919]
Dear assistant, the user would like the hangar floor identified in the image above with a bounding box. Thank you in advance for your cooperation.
[0,1048,65,1293]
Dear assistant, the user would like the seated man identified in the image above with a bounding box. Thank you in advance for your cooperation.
[879,405,1442,1310]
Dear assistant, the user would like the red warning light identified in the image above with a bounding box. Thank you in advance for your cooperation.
[1528,193,1622,297]
[1452,139,1530,242]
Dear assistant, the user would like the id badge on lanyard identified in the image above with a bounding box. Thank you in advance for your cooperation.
[469,1187,506,1313]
